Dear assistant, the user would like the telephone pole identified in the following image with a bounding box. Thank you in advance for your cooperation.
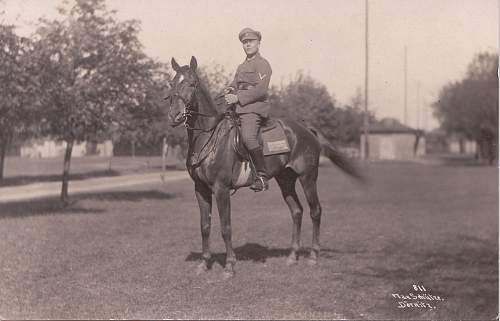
[423,97,428,131]
[404,45,408,125]
[363,0,370,159]
[416,81,420,129]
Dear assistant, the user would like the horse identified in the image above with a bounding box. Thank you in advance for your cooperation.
[166,56,364,278]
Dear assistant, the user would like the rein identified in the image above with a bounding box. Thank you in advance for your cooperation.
[183,111,216,132]
[188,119,229,170]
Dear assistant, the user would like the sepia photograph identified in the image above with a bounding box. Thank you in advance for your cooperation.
[0,0,498,319]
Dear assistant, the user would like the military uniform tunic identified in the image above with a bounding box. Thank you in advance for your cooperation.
[229,53,272,118]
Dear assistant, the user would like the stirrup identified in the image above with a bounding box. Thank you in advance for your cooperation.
[250,176,268,192]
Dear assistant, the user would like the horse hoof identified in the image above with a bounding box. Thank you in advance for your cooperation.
[222,270,235,280]
[307,258,318,266]
[286,257,298,266]
[195,262,208,275]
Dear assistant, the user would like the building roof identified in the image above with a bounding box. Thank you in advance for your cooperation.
[368,118,419,134]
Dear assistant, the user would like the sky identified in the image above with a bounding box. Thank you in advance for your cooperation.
[2,0,498,130]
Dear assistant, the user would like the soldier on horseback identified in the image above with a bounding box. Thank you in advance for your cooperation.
[224,27,272,192]
[167,53,364,277]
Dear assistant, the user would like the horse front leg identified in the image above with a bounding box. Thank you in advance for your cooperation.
[214,185,236,279]
[195,182,212,275]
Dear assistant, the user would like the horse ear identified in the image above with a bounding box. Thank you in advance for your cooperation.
[171,58,181,72]
[190,56,198,71]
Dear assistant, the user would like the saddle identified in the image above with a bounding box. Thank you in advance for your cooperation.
[214,95,290,159]
[238,118,290,157]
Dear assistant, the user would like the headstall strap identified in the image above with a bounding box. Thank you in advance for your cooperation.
[183,106,191,128]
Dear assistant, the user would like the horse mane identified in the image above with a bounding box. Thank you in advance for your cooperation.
[194,72,219,115]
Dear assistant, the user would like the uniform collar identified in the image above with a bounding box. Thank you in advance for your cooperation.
[245,52,261,62]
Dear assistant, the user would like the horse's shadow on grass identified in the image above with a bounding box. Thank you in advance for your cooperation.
[185,242,347,267]
[0,189,176,219]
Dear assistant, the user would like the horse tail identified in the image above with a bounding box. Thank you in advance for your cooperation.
[309,127,366,183]
[321,143,366,182]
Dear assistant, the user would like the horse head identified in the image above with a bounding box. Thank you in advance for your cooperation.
[166,56,200,127]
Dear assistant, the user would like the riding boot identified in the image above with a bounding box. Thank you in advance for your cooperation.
[249,147,269,192]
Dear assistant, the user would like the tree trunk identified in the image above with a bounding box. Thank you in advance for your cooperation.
[61,139,74,203]
[459,137,465,154]
[131,136,136,158]
[475,139,480,160]
[160,137,169,182]
[0,133,12,181]
[487,138,496,165]
[413,134,420,157]
[0,137,6,181]
[162,137,169,172]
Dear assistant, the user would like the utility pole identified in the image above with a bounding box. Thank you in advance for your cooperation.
[363,0,370,159]
[416,81,420,129]
[404,45,408,126]
[423,97,428,132]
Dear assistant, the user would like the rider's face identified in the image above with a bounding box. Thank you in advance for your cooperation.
[242,39,260,57]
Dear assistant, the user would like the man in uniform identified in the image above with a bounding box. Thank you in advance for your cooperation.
[224,27,272,192]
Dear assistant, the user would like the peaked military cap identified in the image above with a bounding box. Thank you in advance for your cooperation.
[239,28,262,42]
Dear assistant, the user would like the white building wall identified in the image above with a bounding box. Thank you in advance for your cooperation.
[20,139,114,158]
[72,142,87,157]
[449,139,477,154]
[361,133,425,160]
[96,140,114,157]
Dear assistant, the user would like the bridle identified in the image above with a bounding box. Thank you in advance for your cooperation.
[166,80,216,132]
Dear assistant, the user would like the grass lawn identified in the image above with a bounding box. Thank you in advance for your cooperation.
[0,160,497,319]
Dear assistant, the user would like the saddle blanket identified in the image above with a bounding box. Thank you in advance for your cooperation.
[261,121,291,156]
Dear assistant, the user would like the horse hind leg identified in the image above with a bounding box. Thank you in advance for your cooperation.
[275,168,303,266]
[299,169,322,265]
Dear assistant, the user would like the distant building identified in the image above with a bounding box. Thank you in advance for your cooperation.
[447,134,477,154]
[20,139,113,158]
[360,118,425,160]
[425,129,478,155]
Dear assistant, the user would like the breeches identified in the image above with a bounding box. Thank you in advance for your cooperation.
[239,113,263,150]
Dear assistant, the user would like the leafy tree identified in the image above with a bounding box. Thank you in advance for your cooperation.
[271,72,338,141]
[0,23,39,180]
[198,63,232,97]
[335,87,376,146]
[34,0,164,201]
[433,52,498,163]
[270,72,373,146]
[111,62,172,156]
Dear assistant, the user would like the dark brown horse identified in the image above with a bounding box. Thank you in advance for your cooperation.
[166,56,364,278]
